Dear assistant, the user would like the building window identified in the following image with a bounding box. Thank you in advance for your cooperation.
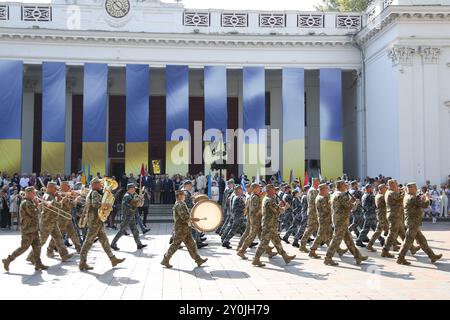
[336,15,361,30]
[265,92,271,126]
[221,13,248,27]
[22,5,52,22]
[259,13,286,28]
[0,5,8,20]
[298,14,324,28]
[183,12,210,27]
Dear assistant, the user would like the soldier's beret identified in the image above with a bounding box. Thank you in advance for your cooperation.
[318,183,328,190]
[47,181,57,187]
[378,183,386,189]
[175,190,185,197]
[25,186,35,193]
[90,177,101,184]
[127,183,136,189]
[293,190,300,195]
[60,181,69,186]
[406,182,417,188]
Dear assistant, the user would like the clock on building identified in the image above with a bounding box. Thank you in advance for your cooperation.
[105,0,130,19]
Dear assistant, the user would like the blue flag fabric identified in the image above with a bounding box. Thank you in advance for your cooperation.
[207,173,212,198]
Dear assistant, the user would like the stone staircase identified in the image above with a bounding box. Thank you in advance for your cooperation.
[148,204,173,222]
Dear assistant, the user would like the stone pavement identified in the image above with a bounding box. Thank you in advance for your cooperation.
[0,222,449,300]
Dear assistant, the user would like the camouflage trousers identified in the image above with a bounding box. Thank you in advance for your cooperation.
[220,215,235,240]
[216,210,230,235]
[27,220,69,260]
[48,219,82,254]
[300,215,319,247]
[80,222,114,262]
[326,225,362,259]
[293,212,308,243]
[310,225,333,251]
[164,227,201,262]
[111,216,142,247]
[398,224,435,259]
[254,229,287,261]
[222,215,244,244]
[357,216,381,242]
[383,217,406,252]
[281,211,293,231]
[237,218,250,249]
[284,214,301,239]
[348,211,364,235]
[367,219,389,248]
[9,232,42,263]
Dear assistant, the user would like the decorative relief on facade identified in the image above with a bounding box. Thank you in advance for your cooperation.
[387,46,416,66]
[259,13,286,28]
[183,12,210,27]
[383,0,394,9]
[221,13,248,27]
[22,6,52,22]
[0,5,8,20]
[368,8,376,20]
[421,47,441,64]
[336,15,361,29]
[298,14,324,28]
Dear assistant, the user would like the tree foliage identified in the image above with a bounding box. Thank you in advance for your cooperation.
[314,0,370,12]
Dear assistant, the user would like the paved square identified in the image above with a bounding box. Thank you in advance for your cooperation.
[0,222,449,300]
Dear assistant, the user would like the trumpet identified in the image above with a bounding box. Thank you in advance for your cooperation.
[34,196,73,221]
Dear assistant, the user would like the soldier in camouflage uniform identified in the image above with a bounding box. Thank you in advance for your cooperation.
[348,181,364,238]
[366,184,389,252]
[237,183,277,260]
[299,178,320,252]
[184,180,207,249]
[356,184,384,248]
[281,185,294,232]
[292,185,310,247]
[324,180,368,266]
[222,185,246,249]
[161,190,208,268]
[397,183,442,265]
[27,182,73,263]
[111,183,147,251]
[79,178,125,271]
[216,179,234,235]
[47,181,82,255]
[2,187,48,272]
[237,184,255,250]
[282,190,302,243]
[252,185,296,267]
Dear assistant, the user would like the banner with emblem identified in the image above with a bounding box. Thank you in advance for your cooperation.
[282,68,305,182]
[0,60,23,174]
[41,62,66,175]
[125,64,149,175]
[82,63,108,176]
[166,65,189,176]
[243,67,265,178]
[320,68,343,179]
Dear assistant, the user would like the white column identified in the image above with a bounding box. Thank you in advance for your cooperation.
[64,92,72,175]
[237,72,243,176]
[21,91,34,174]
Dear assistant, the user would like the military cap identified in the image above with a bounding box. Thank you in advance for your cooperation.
[364,184,373,189]
[25,186,35,193]
[284,184,291,189]
[47,181,57,187]
[227,179,235,184]
[336,180,346,187]
[318,183,328,190]
[406,182,417,188]
[60,181,69,186]
[350,180,358,185]
[175,190,185,197]
[127,183,136,190]
[90,177,101,185]
[234,185,242,191]
[250,182,260,189]
[265,184,275,191]
[183,180,192,186]
[378,183,386,189]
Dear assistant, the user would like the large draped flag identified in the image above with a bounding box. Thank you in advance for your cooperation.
[303,171,309,187]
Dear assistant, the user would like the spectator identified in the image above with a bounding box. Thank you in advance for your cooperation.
[211,180,219,202]
[9,189,20,230]
[128,173,136,186]
[430,185,441,221]
[19,173,29,190]
[139,187,151,226]
[0,188,10,230]
[441,186,448,218]
[196,172,206,194]
[154,175,162,204]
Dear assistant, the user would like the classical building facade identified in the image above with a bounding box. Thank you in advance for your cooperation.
[0,0,448,184]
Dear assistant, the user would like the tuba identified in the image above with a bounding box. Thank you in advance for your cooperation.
[98,178,118,223]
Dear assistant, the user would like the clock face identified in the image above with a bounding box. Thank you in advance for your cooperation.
[105,0,130,18]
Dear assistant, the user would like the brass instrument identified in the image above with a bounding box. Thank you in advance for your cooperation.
[98,177,118,222]
[34,195,72,221]
[130,193,145,208]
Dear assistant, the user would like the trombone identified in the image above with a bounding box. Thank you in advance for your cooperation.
[34,195,73,221]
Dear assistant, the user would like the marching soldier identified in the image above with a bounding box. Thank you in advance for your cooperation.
[281,185,294,232]
[216,179,234,235]
[27,182,73,263]
[161,190,208,268]
[252,185,295,267]
[237,184,255,251]
[348,181,364,238]
[292,184,310,248]
[47,181,82,255]
[79,178,125,271]
[111,183,147,251]
[222,185,246,249]
[356,184,384,248]
[299,178,320,252]
[2,187,48,272]
[324,180,368,266]
[282,190,302,244]
[396,183,442,265]
[366,184,388,252]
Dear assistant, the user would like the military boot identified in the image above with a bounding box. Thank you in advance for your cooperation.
[196,258,208,267]
[160,257,173,268]
[430,254,443,264]
[299,245,310,253]
[355,255,368,265]
[61,253,74,262]
[324,258,338,266]
[337,248,348,257]
[2,256,13,272]
[79,258,93,271]
[355,241,366,248]
[292,241,299,248]
[308,250,321,259]
[249,242,259,248]
[392,245,400,252]
[396,256,411,265]
[237,251,248,260]
[282,236,290,244]
[410,245,421,255]
[110,256,125,267]
[366,244,376,252]
[252,259,265,267]
[381,249,395,258]
[283,254,296,264]
[34,260,49,271]
[267,251,278,259]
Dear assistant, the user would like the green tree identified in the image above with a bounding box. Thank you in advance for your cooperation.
[315,0,370,12]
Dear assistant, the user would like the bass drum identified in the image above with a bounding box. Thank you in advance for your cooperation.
[191,199,223,232]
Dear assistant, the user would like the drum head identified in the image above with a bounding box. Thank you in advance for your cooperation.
[191,200,223,232]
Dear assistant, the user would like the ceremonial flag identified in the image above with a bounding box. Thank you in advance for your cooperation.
[207,172,212,198]
[139,163,145,193]
[241,177,247,193]
[255,168,260,184]
[81,163,86,186]
[87,164,91,184]
[319,169,323,182]
[277,171,282,185]
[304,171,309,187]
[289,169,294,188]
[298,175,303,190]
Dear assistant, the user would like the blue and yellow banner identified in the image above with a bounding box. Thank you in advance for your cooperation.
[243,67,265,178]
[82,63,108,176]
[166,65,189,175]
[282,68,305,182]
[320,68,343,180]
[204,66,227,170]
[0,60,23,174]
[126,64,149,175]
[41,62,66,175]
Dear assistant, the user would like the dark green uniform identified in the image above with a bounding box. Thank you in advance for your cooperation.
[111,192,143,247]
